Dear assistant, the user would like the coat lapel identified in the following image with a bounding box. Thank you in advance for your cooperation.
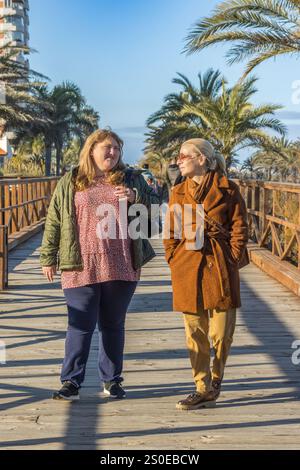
[173,173,231,215]
[204,172,230,214]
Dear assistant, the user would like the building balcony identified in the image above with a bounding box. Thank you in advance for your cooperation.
[0,38,16,47]
[0,30,24,45]
[0,6,26,17]
[0,22,25,34]
[0,0,29,15]
[12,0,29,10]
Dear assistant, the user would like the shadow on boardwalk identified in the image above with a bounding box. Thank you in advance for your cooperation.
[0,234,300,449]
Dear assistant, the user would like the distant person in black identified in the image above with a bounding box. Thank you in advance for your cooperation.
[167,158,186,188]
[156,177,169,204]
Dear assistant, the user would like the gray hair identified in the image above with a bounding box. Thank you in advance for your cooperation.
[182,138,227,175]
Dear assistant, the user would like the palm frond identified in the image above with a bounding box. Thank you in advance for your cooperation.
[184,0,300,75]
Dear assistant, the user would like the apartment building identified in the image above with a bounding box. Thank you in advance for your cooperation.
[0,0,30,163]
[0,0,30,63]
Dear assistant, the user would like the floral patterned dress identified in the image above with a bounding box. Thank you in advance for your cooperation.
[61,175,140,289]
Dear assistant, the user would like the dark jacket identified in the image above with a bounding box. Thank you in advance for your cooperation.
[167,164,182,187]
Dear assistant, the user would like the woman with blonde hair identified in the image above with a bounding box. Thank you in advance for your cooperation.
[40,129,159,401]
[163,138,249,410]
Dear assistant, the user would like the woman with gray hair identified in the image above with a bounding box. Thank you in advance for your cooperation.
[163,138,249,410]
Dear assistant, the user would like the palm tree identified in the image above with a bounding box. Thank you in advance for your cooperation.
[141,150,170,178]
[74,104,100,146]
[146,71,286,169]
[47,82,99,176]
[182,76,286,168]
[145,69,224,159]
[16,134,45,174]
[1,42,99,176]
[184,0,300,76]
[252,136,300,181]
[16,82,99,176]
[62,137,81,170]
[0,42,49,131]
[241,156,263,178]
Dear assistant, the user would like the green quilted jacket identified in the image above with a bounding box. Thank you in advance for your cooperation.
[40,166,159,271]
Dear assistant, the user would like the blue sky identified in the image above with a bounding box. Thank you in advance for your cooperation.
[29,0,300,164]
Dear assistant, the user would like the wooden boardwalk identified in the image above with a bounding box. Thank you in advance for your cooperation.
[0,233,300,450]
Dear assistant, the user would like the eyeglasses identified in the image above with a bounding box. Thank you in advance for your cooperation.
[176,151,206,163]
[176,153,198,163]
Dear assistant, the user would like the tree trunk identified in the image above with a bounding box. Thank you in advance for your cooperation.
[268,168,272,181]
[55,142,63,176]
[45,140,52,176]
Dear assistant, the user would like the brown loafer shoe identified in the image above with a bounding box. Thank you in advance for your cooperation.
[176,391,216,410]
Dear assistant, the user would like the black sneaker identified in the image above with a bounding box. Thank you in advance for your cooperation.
[53,381,80,401]
[103,381,126,399]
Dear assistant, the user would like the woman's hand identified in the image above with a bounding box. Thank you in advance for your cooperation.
[42,265,57,282]
[114,186,136,204]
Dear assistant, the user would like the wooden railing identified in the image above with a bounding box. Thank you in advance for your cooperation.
[0,177,59,289]
[1,176,300,290]
[233,179,300,269]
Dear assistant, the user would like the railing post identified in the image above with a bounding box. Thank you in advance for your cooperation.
[37,181,41,219]
[298,194,300,269]
[0,185,4,226]
[23,182,29,226]
[246,185,252,209]
[252,183,260,242]
[0,225,8,290]
[4,184,10,230]
[11,183,18,233]
[27,182,33,224]
[260,187,268,236]
[18,181,24,229]
[32,182,37,223]
[272,189,276,255]
[40,181,46,218]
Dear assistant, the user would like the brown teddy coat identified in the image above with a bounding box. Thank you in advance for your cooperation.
[163,171,249,314]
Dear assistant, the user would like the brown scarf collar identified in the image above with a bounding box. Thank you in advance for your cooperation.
[186,170,215,204]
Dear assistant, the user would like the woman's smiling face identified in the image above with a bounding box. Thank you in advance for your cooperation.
[91,138,121,172]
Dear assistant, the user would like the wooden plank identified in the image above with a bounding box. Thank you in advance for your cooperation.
[11,185,18,234]
[4,184,10,229]
[7,220,45,252]
[17,183,24,231]
[0,236,300,450]
[270,222,283,258]
[0,225,8,289]
[248,241,300,296]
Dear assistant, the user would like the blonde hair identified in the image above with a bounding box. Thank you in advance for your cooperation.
[75,129,126,191]
[182,138,227,176]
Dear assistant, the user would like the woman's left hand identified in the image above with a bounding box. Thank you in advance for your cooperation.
[114,186,136,204]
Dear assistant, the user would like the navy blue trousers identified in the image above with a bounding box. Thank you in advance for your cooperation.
[61,280,137,388]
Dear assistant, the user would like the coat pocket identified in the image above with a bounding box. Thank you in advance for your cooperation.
[222,241,239,267]
[169,239,185,265]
